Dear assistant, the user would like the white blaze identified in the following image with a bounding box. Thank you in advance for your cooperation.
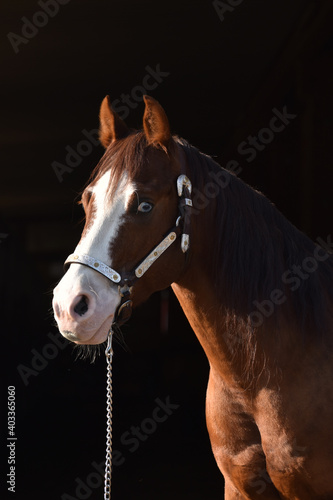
[53,170,136,345]
[77,171,134,263]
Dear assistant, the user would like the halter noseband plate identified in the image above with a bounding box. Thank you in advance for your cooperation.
[64,254,121,284]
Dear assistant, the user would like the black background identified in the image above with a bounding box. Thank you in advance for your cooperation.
[1,1,333,499]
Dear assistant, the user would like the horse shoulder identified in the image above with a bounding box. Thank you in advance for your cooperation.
[205,368,282,498]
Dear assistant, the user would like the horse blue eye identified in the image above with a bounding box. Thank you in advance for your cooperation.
[138,202,153,213]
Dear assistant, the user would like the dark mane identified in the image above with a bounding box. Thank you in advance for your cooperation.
[177,138,333,341]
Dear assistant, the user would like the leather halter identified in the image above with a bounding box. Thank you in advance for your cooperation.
[64,174,192,327]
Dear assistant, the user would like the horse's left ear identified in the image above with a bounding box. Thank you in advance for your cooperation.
[143,95,171,148]
[99,95,129,148]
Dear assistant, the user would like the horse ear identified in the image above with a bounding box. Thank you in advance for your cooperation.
[99,96,129,148]
[143,95,171,148]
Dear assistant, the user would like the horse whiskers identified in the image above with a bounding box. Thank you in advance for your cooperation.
[88,283,99,298]
[72,343,104,363]
[47,306,55,318]
[112,325,129,353]
[71,327,128,363]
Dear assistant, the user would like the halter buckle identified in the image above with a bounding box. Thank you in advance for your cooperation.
[177,175,192,197]
[177,175,192,253]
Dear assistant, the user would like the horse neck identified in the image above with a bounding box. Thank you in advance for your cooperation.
[172,261,259,389]
[172,152,312,389]
[172,240,299,394]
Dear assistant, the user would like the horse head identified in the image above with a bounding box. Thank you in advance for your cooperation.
[53,96,191,344]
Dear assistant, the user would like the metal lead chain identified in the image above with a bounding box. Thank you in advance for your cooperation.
[104,328,113,500]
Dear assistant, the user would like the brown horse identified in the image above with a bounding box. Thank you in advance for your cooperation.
[53,95,333,499]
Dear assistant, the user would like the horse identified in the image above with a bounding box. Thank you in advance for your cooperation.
[53,95,333,499]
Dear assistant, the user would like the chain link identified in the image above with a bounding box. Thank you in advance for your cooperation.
[104,328,113,500]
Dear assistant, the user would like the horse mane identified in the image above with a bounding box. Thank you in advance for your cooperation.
[86,131,147,194]
[177,137,333,343]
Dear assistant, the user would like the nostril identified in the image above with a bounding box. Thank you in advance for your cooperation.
[74,295,89,316]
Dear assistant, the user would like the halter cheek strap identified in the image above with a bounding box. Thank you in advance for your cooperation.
[64,174,192,326]
[134,231,177,277]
